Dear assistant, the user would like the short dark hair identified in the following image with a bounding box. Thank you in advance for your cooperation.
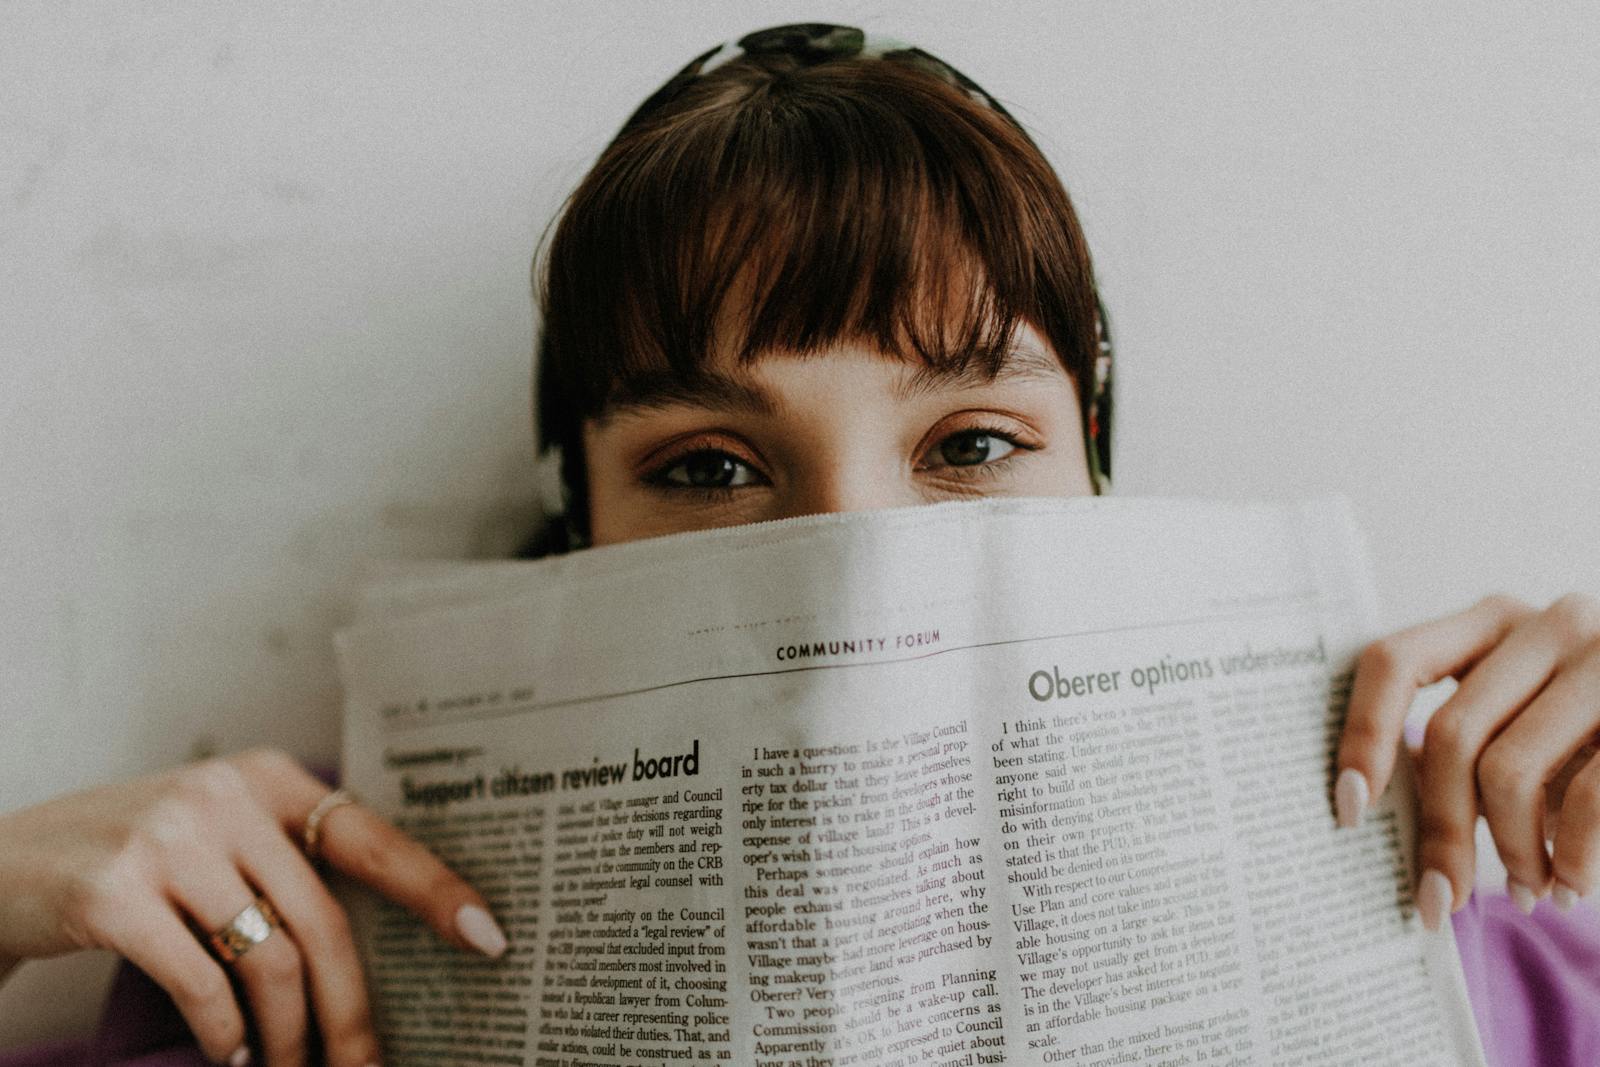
[533,47,1100,541]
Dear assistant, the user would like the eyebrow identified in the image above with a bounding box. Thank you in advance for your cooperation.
[599,369,780,420]
[597,338,1064,421]
[892,338,1064,402]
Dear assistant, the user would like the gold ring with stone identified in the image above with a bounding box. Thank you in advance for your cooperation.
[208,897,282,964]
[302,788,358,862]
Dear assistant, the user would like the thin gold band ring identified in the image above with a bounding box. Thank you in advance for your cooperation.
[302,788,358,861]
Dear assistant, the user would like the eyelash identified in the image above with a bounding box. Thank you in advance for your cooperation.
[920,424,1034,480]
[642,424,1036,500]
[641,440,766,502]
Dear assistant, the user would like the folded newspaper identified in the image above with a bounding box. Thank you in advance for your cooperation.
[334,496,1488,1066]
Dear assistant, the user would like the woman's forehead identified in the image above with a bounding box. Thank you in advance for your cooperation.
[594,325,1069,423]
[707,315,1061,378]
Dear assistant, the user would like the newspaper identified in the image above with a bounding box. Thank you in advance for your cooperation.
[334,496,1488,1067]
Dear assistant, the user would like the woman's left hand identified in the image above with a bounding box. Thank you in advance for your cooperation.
[1335,592,1600,929]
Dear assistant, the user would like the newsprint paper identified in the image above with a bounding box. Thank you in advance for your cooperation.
[334,496,1488,1067]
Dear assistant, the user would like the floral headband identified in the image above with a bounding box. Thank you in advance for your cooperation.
[612,22,1115,494]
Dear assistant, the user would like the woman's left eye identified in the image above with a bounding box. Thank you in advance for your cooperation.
[926,429,1019,468]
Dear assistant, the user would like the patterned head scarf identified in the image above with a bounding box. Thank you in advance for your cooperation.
[608,22,1115,495]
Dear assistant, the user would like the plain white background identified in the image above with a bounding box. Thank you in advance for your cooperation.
[2,1,1596,1048]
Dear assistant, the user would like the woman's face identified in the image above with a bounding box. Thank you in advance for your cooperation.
[581,321,1092,546]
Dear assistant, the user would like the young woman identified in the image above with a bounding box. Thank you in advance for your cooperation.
[2,22,1597,1067]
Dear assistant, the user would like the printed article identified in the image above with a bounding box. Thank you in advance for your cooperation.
[335,496,1488,1066]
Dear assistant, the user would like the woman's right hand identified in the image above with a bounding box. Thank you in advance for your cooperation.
[0,747,508,1067]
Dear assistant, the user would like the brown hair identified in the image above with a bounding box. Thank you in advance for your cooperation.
[532,48,1099,542]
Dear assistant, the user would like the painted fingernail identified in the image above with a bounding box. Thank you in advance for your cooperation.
[1507,877,1538,916]
[228,1047,251,1067]
[1335,768,1369,829]
[456,904,508,957]
[1417,868,1453,932]
[1553,881,1579,912]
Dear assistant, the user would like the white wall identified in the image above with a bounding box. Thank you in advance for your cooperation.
[2,0,1596,1048]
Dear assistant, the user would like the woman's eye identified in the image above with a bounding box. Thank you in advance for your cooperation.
[657,450,762,489]
[931,429,1018,468]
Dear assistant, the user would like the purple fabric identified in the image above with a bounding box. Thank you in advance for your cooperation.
[3,890,1596,1066]
[0,1043,88,1067]
[0,960,210,1067]
[1453,890,1600,1066]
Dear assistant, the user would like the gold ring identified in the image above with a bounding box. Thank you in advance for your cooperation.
[303,789,359,861]
[208,897,282,963]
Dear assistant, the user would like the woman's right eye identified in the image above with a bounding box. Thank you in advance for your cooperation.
[653,449,764,491]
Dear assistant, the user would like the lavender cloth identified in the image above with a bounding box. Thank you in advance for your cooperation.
[0,958,209,1067]
[3,892,1596,1066]
[1453,891,1600,1066]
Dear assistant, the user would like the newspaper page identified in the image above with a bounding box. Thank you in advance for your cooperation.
[334,496,1488,1067]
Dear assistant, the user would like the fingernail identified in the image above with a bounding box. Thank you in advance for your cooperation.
[228,1048,251,1067]
[1417,868,1453,932]
[455,904,508,957]
[1507,877,1538,916]
[1334,768,1369,829]
[1553,881,1579,912]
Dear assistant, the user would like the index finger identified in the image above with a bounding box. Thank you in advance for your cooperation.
[311,798,509,959]
[1336,595,1533,821]
[229,748,509,959]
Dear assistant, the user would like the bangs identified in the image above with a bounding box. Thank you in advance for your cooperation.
[536,53,1098,455]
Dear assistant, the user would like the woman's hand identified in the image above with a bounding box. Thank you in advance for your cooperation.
[1336,593,1600,929]
[0,747,508,1067]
